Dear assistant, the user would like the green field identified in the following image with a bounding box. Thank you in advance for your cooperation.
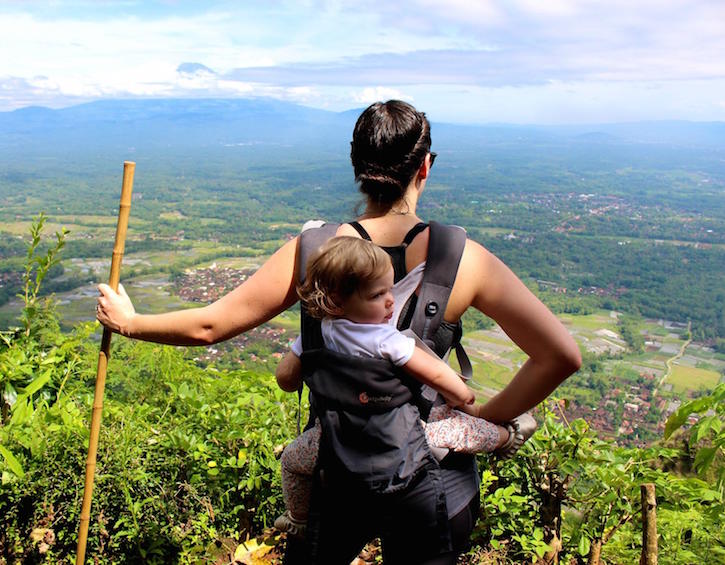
[666,364,722,393]
[455,314,723,404]
[559,310,619,332]
[469,358,517,391]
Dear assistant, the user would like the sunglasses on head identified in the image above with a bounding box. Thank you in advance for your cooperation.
[429,152,437,167]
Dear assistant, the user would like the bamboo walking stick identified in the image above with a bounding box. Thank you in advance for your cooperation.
[76,161,135,565]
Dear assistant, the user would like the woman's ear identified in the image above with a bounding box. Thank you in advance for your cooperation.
[417,159,429,180]
[417,152,434,182]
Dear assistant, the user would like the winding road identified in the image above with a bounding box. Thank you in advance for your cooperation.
[652,321,692,398]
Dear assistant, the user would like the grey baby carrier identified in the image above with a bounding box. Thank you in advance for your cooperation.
[296,221,471,493]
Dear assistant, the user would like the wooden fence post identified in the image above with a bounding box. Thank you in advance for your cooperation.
[640,483,657,565]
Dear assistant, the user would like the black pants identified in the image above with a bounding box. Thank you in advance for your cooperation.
[282,470,479,565]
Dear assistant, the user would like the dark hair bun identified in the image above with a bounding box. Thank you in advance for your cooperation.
[351,100,431,207]
[355,170,405,205]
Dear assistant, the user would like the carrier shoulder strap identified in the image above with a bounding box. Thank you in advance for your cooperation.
[408,221,472,377]
[295,221,340,434]
[298,222,340,351]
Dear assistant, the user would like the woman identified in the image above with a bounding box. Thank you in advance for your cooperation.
[97,100,581,564]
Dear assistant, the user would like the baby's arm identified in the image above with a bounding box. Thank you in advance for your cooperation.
[276,350,303,392]
[402,346,475,408]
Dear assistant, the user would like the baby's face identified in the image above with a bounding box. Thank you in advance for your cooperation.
[340,266,395,325]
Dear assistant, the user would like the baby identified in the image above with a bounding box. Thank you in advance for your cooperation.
[274,236,536,536]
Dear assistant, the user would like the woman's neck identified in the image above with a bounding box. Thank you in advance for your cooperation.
[360,205,418,220]
[361,187,420,219]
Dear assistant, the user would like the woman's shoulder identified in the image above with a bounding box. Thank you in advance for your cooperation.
[461,236,492,262]
[444,236,501,320]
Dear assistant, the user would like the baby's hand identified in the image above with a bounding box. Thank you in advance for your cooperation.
[446,387,475,408]
[464,387,475,405]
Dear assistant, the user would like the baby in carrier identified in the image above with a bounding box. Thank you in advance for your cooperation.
[274,236,536,536]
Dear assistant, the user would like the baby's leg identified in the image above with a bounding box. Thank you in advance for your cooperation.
[424,405,506,454]
[280,420,321,520]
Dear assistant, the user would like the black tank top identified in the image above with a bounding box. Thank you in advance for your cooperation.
[347,221,428,283]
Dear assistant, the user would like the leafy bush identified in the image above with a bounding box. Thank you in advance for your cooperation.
[473,401,724,564]
[1,324,299,562]
[0,216,299,563]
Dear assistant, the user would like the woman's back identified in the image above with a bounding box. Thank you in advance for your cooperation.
[337,217,487,324]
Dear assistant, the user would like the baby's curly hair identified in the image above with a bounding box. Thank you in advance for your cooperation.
[298,236,392,319]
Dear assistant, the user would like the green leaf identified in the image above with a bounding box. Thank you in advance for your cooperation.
[578,536,591,556]
[39,355,60,366]
[0,445,25,478]
[10,398,32,425]
[665,410,689,439]
[18,368,52,400]
[712,418,722,435]
[693,446,718,473]
[699,488,720,502]
[687,397,714,414]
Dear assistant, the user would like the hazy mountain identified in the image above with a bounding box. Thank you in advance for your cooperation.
[2,98,724,157]
[0,98,360,154]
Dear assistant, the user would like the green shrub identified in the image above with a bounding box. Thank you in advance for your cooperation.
[0,216,299,562]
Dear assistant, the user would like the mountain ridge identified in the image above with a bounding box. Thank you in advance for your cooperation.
[1,97,723,153]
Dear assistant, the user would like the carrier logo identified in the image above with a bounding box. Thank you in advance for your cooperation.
[359,392,393,405]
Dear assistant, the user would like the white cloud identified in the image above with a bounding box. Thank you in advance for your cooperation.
[1,1,724,122]
[352,87,413,104]
[214,80,255,95]
[512,0,578,18]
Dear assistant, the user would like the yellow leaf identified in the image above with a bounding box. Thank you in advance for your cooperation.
[233,537,274,564]
[30,528,49,543]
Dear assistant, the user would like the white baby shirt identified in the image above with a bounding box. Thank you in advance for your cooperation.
[291,318,415,366]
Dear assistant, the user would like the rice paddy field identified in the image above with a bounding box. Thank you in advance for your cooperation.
[0,218,268,330]
[462,310,723,403]
[666,364,722,393]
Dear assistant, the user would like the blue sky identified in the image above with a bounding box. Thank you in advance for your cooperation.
[1,0,724,124]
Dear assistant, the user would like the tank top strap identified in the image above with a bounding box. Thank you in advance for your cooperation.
[348,221,372,241]
[347,221,429,282]
[347,221,428,247]
[401,222,428,247]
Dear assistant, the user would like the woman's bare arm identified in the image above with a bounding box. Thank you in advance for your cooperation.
[96,237,300,345]
[459,240,582,422]
[403,347,475,408]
